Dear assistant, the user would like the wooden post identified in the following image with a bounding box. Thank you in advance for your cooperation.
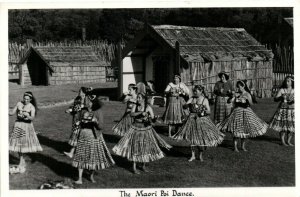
[19,64,24,86]
[45,65,50,86]
[117,41,123,99]
[175,41,180,74]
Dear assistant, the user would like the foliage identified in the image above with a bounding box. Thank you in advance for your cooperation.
[9,8,292,46]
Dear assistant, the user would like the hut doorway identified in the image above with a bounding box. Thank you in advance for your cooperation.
[27,53,48,86]
[152,56,170,93]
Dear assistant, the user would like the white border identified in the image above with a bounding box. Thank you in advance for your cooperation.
[1,1,299,197]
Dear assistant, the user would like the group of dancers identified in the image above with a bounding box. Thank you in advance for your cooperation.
[8,72,294,184]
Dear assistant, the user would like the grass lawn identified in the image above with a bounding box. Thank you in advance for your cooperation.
[8,95,295,189]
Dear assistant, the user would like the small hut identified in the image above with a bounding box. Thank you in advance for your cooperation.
[19,46,108,85]
[119,24,274,98]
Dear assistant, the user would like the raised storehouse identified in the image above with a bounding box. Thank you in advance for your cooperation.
[119,24,274,98]
[19,46,108,85]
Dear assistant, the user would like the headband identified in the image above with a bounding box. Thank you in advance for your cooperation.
[24,92,33,98]
[286,76,294,81]
[237,80,246,87]
[174,75,181,79]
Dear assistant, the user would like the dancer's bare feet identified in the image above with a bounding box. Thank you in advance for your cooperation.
[288,142,294,146]
[75,180,82,185]
[63,152,73,158]
[188,156,195,162]
[90,174,96,183]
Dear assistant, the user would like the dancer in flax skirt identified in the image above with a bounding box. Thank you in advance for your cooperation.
[217,80,268,152]
[72,95,115,184]
[269,76,294,146]
[173,85,224,162]
[113,93,172,174]
[112,84,137,136]
[163,74,190,137]
[213,71,234,124]
[9,92,43,173]
[64,87,91,158]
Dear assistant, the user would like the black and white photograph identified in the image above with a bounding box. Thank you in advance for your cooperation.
[1,2,298,197]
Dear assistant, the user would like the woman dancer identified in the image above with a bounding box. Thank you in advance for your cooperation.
[72,95,115,184]
[213,71,234,124]
[113,93,171,174]
[64,87,90,158]
[112,84,137,136]
[163,74,190,137]
[9,91,43,172]
[269,76,294,146]
[217,80,267,152]
[173,85,224,162]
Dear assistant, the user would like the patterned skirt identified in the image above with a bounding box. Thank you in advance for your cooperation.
[269,108,294,133]
[217,107,268,138]
[68,122,80,146]
[112,123,172,163]
[72,129,115,170]
[112,112,133,136]
[9,120,43,153]
[163,96,189,125]
[173,113,224,146]
[214,96,232,124]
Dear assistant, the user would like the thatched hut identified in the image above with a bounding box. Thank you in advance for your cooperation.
[118,24,274,98]
[19,46,108,85]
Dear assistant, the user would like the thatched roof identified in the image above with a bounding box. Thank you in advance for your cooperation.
[19,46,108,71]
[150,25,273,62]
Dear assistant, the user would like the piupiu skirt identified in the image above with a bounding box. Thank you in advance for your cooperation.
[214,96,232,124]
[173,113,224,146]
[73,129,115,170]
[269,107,294,133]
[113,123,172,163]
[9,120,43,153]
[217,107,268,138]
[163,96,188,125]
[112,112,133,136]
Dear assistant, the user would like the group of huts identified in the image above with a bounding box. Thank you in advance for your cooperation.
[13,23,293,99]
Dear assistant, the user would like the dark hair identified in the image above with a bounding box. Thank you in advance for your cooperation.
[79,87,93,95]
[218,73,229,81]
[24,91,38,114]
[236,80,257,103]
[74,96,82,105]
[281,76,294,89]
[174,74,181,82]
[193,85,208,98]
[128,83,138,92]
[92,97,104,111]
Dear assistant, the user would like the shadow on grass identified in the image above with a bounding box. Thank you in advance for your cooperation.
[90,88,118,101]
[27,153,76,179]
[103,133,122,144]
[9,79,19,84]
[251,135,281,145]
[37,134,71,154]
[9,154,20,165]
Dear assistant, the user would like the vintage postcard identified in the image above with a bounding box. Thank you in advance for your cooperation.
[1,1,299,197]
